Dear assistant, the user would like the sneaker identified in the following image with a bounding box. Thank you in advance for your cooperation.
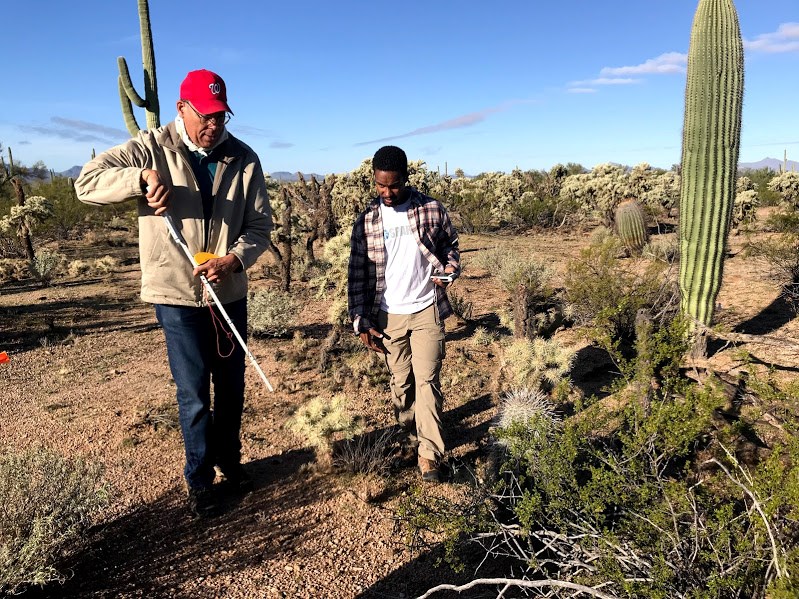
[418,456,441,483]
[219,463,254,494]
[187,486,217,518]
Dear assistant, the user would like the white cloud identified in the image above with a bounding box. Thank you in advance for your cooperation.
[355,99,535,146]
[568,87,597,94]
[745,22,799,53]
[569,77,641,88]
[600,51,687,76]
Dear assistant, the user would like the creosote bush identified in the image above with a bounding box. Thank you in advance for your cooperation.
[0,448,108,595]
[564,234,679,347]
[400,321,799,598]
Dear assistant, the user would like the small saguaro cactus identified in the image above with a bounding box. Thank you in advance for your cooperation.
[614,198,649,254]
[117,0,160,136]
[678,0,744,331]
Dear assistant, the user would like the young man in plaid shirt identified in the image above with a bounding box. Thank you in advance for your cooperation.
[347,145,460,482]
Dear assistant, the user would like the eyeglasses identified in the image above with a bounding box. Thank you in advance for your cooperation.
[183,101,231,125]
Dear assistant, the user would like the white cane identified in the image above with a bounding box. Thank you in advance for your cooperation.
[163,213,274,392]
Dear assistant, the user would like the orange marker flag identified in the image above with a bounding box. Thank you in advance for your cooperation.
[0,352,9,364]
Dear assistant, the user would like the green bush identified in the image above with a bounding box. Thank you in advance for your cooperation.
[563,235,679,348]
[0,448,108,594]
[400,326,799,598]
[248,288,301,337]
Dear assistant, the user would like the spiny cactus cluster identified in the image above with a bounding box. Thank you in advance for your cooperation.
[678,0,744,328]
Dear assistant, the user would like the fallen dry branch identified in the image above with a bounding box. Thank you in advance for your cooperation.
[416,578,621,599]
[695,321,799,351]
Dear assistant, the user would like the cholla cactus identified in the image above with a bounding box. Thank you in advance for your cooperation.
[288,394,364,459]
[767,171,799,209]
[732,183,759,228]
[559,163,660,225]
[502,337,575,392]
[0,196,53,235]
[331,159,374,231]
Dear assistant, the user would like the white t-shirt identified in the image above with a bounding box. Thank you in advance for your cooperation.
[379,202,436,314]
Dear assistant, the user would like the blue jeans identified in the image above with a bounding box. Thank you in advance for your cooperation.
[155,298,247,490]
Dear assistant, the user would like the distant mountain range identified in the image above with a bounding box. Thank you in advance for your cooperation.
[59,166,83,179]
[268,171,325,182]
[55,158,797,181]
[738,157,799,172]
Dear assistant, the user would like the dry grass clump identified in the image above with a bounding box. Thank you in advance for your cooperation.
[333,428,396,477]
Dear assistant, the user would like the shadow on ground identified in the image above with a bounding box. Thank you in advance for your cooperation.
[0,294,155,354]
[28,449,317,598]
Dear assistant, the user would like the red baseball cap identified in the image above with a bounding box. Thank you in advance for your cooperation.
[179,69,233,115]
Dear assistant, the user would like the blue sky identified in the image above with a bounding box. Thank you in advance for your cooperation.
[2,1,798,176]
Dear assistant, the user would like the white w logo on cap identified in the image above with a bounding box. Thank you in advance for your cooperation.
[208,82,221,95]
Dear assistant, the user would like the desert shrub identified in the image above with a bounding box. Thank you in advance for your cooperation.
[643,234,679,263]
[449,188,494,233]
[248,288,301,337]
[765,210,799,233]
[563,235,679,348]
[502,337,575,393]
[402,327,799,599]
[344,348,390,388]
[29,249,65,285]
[0,448,108,594]
[288,394,364,461]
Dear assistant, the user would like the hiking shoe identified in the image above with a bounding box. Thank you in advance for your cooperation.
[219,463,254,494]
[418,456,441,483]
[187,486,217,518]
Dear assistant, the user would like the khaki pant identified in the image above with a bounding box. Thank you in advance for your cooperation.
[377,303,445,461]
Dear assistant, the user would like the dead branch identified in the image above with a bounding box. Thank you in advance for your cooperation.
[703,456,786,580]
[416,578,621,599]
[694,321,799,351]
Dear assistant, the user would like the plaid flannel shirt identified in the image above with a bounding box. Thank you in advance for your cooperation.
[348,189,460,332]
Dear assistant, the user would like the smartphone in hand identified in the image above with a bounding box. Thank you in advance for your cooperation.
[430,273,455,283]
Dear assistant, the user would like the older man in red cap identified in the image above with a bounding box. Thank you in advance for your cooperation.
[75,69,273,518]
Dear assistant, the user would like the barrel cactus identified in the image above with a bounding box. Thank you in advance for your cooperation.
[678,0,744,329]
[614,198,649,254]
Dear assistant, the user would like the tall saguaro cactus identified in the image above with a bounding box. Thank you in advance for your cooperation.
[678,0,744,331]
[117,0,160,136]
